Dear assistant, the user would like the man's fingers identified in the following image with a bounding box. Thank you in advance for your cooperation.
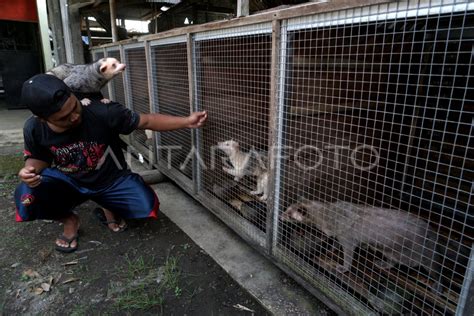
[19,167,37,178]
[21,171,38,179]
[24,166,36,173]
[28,181,41,188]
[19,167,41,187]
[187,111,207,128]
[25,175,41,182]
[26,176,41,188]
[198,111,208,123]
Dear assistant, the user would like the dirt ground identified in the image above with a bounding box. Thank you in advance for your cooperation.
[0,152,270,315]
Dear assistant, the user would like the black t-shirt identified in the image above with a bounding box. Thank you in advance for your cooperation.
[23,100,140,189]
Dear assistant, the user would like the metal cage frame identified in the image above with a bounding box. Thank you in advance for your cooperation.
[90,1,473,314]
[121,41,155,162]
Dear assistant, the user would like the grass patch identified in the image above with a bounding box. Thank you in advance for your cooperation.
[0,213,30,250]
[0,153,22,197]
[124,254,154,279]
[70,304,89,316]
[161,255,181,297]
[0,153,23,179]
[112,255,183,312]
[115,285,164,311]
[77,264,102,285]
[0,181,18,198]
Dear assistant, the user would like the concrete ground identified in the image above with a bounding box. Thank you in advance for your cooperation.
[0,106,31,153]
[0,102,330,315]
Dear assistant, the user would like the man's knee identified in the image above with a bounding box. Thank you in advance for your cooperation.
[14,179,82,221]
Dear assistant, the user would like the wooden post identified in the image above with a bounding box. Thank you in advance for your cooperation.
[109,0,119,42]
[46,0,66,65]
[59,0,73,63]
[237,0,249,17]
[59,0,84,64]
[69,5,85,64]
[85,16,92,49]
[36,0,53,70]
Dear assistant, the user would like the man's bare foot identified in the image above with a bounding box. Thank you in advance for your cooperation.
[55,213,80,251]
[102,208,127,232]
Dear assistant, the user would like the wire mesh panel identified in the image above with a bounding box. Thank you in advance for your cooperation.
[274,1,473,314]
[123,43,151,158]
[105,48,126,106]
[92,1,473,314]
[194,24,272,245]
[91,49,109,99]
[91,49,103,61]
[150,37,193,183]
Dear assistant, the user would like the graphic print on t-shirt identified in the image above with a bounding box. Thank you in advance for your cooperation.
[50,141,106,173]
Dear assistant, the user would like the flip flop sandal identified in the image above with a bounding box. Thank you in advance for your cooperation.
[93,207,128,233]
[55,233,79,253]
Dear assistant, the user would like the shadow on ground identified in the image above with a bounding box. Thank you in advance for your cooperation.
[0,154,269,315]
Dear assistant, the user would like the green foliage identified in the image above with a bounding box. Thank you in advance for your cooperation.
[113,254,183,311]
[0,153,23,179]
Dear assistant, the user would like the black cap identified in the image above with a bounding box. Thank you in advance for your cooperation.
[20,74,71,118]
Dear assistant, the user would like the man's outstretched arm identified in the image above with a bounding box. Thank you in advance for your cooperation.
[137,111,207,132]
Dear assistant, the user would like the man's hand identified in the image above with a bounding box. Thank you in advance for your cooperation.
[187,111,208,128]
[18,166,42,188]
[138,111,208,131]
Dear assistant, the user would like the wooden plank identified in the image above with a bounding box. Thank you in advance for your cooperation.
[381,268,458,314]
[94,1,392,47]
[135,0,393,43]
[99,38,137,48]
[312,255,458,314]
[94,1,393,47]
[313,257,387,313]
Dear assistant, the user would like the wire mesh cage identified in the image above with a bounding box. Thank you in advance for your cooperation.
[104,47,130,145]
[105,48,126,106]
[90,1,473,314]
[194,24,273,244]
[123,43,152,159]
[274,1,473,314]
[150,37,193,186]
[90,49,110,99]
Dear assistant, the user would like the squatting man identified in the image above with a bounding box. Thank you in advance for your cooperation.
[14,74,207,253]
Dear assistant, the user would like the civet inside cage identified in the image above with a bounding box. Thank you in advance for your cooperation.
[94,1,473,314]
